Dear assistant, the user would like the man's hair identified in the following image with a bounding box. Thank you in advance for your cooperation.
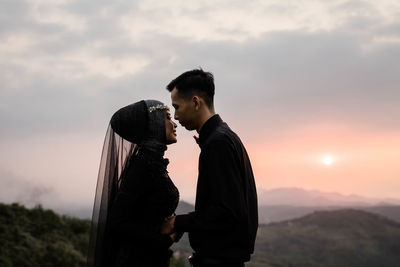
[166,68,215,108]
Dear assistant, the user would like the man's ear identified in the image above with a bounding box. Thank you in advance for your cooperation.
[192,96,201,111]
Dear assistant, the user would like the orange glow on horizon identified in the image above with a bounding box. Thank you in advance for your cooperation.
[246,124,400,199]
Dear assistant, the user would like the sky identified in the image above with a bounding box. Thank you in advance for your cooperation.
[1,0,399,209]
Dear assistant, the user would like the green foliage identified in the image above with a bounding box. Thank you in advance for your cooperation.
[0,202,189,267]
[0,203,89,267]
[3,203,399,267]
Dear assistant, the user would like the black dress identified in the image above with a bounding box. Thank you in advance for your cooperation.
[107,148,179,267]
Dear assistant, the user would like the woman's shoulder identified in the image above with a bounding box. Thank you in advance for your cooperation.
[138,148,168,166]
[118,149,166,187]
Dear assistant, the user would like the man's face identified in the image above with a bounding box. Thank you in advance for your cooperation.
[170,87,197,131]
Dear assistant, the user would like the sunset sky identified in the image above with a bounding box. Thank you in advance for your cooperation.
[1,0,399,209]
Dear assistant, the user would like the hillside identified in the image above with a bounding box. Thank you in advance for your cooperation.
[0,203,187,267]
[0,203,89,267]
[249,209,400,267]
[170,205,400,266]
[3,203,400,267]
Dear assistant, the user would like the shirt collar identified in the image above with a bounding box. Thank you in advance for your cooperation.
[197,114,223,148]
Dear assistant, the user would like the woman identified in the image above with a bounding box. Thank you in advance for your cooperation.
[87,100,181,267]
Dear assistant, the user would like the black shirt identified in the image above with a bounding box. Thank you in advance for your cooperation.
[174,115,258,262]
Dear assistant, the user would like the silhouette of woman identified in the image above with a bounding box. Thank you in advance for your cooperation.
[87,100,181,267]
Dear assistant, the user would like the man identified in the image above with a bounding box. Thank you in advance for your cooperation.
[162,69,258,267]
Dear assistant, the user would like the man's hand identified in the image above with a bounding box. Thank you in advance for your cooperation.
[160,215,175,235]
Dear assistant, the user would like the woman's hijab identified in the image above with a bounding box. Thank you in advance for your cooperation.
[87,100,169,267]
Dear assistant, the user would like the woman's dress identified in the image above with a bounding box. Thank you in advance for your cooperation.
[106,149,179,267]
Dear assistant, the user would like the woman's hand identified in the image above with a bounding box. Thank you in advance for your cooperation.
[160,215,175,235]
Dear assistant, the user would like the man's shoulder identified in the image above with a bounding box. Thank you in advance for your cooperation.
[204,123,239,148]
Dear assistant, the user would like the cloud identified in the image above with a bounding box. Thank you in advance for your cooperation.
[155,31,400,135]
[0,0,399,203]
[1,0,399,140]
[0,169,54,207]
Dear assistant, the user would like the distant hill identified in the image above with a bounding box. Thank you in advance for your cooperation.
[249,209,400,267]
[362,205,400,222]
[55,200,196,220]
[258,187,400,206]
[53,198,400,229]
[172,202,400,266]
[54,188,400,222]
[3,202,400,266]
[258,205,400,223]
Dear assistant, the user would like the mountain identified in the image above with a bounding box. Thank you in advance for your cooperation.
[258,187,400,206]
[171,207,400,266]
[258,204,400,224]
[54,200,195,220]
[55,194,400,229]
[4,202,400,267]
[256,188,400,224]
[248,209,400,267]
[362,205,400,223]
[172,201,400,266]
[54,188,400,221]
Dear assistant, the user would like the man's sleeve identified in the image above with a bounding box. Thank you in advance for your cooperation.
[174,139,246,233]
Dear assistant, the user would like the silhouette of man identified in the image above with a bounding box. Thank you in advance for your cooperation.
[162,69,258,267]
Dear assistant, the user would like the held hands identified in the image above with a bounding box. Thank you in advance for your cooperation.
[160,215,175,235]
[160,215,183,242]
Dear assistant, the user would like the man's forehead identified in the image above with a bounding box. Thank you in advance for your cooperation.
[171,87,179,96]
[171,88,185,101]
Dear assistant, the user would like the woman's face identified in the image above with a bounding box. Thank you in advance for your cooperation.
[165,109,177,144]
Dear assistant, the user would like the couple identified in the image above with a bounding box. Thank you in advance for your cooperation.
[88,69,258,267]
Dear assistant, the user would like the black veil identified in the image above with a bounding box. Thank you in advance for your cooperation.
[87,100,168,267]
[87,125,138,267]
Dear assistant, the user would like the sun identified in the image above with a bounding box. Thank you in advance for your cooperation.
[322,156,334,166]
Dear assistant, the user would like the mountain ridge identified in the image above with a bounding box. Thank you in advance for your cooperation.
[258,187,400,206]
[250,209,400,267]
[2,202,400,267]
